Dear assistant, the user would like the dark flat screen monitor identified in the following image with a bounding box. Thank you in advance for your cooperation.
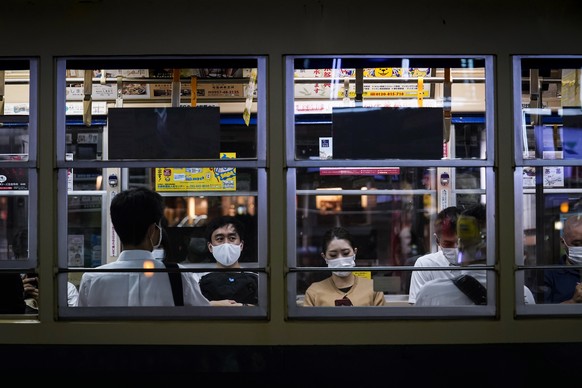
[108,107,220,159]
[332,107,444,159]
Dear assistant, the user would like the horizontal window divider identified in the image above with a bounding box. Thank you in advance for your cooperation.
[522,188,582,194]
[516,264,582,270]
[57,159,266,169]
[58,267,267,273]
[297,189,435,195]
[65,76,251,85]
[286,159,493,168]
[157,191,258,197]
[65,97,254,104]
[287,306,496,319]
[0,190,29,197]
[289,266,496,272]
[67,190,105,196]
[293,77,485,84]
[295,189,486,196]
[0,160,35,168]
[295,114,485,125]
[516,159,582,167]
[516,304,582,317]
[59,306,269,320]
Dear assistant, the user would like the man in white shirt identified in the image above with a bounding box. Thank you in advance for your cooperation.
[415,203,536,306]
[78,187,211,307]
[408,206,460,304]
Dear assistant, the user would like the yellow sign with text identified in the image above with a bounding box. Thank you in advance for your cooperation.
[155,153,236,192]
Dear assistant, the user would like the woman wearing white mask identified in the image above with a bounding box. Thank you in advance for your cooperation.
[303,226,385,307]
[200,215,258,305]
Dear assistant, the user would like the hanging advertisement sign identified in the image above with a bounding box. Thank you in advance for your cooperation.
[155,152,236,192]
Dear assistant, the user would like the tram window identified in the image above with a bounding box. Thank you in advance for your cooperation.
[515,56,582,316]
[287,55,496,319]
[56,56,268,319]
[0,59,38,319]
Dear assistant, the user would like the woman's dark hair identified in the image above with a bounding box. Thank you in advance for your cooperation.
[321,226,356,254]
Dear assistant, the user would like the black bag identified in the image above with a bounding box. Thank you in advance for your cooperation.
[452,274,487,305]
[199,272,258,305]
[164,262,183,306]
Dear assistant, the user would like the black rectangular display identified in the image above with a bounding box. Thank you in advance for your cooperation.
[108,107,220,159]
[332,107,444,159]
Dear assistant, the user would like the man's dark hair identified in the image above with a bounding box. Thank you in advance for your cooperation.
[110,187,164,246]
[435,206,459,237]
[204,215,246,243]
[462,203,487,226]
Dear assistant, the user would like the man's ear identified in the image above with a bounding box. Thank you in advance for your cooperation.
[354,247,358,255]
[207,242,213,252]
[147,223,157,238]
[240,241,244,250]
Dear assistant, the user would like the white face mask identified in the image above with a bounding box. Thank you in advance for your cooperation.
[564,241,582,265]
[211,243,242,266]
[150,223,163,250]
[326,256,355,277]
[441,248,459,265]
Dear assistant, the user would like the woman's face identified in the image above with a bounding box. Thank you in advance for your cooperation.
[323,238,356,259]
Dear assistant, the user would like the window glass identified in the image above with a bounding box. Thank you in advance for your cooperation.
[57,57,267,319]
[286,55,496,318]
[514,56,582,315]
[0,59,38,318]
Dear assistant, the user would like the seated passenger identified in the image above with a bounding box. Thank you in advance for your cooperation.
[415,203,536,306]
[199,215,258,306]
[544,214,582,304]
[303,226,385,307]
[77,187,215,306]
[408,206,460,304]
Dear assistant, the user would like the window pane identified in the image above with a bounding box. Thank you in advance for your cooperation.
[293,58,487,161]
[288,55,495,318]
[58,56,267,319]
[63,64,259,161]
[515,56,582,315]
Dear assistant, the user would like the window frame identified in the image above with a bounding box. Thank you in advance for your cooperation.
[0,58,39,272]
[285,54,497,319]
[513,55,582,316]
[55,55,269,320]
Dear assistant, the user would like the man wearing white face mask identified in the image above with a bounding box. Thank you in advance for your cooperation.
[303,226,385,306]
[414,203,536,306]
[78,187,210,307]
[544,214,582,304]
[408,206,460,304]
[199,216,258,305]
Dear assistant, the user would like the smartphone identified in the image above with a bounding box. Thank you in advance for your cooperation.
[334,297,353,306]
[25,272,39,288]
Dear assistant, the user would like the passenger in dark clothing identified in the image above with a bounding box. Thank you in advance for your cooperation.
[0,273,26,314]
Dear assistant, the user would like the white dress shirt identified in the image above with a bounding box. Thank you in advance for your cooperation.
[78,250,210,306]
[408,251,458,304]
[414,269,536,306]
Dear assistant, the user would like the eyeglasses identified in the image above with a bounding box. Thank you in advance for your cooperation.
[434,233,457,249]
